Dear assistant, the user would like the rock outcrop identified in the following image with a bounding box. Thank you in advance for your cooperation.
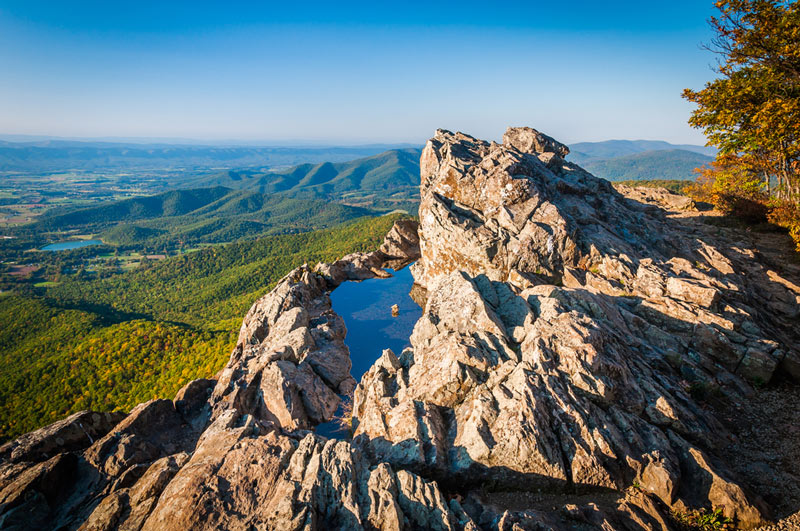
[356,128,800,528]
[2,128,799,530]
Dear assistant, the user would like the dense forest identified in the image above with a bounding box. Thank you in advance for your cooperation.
[0,214,404,441]
[12,187,373,250]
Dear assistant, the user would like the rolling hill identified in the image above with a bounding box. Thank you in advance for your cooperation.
[25,187,374,247]
[578,149,714,182]
[182,148,422,211]
[568,139,716,162]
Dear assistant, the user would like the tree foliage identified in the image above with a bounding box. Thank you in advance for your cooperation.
[690,155,771,221]
[683,0,800,248]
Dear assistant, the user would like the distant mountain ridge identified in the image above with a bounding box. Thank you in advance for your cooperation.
[180,148,422,212]
[0,141,415,172]
[578,149,714,182]
[186,148,421,194]
[568,139,716,162]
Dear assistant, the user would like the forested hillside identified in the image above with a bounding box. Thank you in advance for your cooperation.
[580,149,713,181]
[0,214,405,441]
[14,187,372,249]
[183,148,422,211]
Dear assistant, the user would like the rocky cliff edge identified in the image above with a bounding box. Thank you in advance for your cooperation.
[1,128,799,530]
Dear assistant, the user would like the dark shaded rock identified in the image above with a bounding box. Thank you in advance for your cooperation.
[0,410,126,465]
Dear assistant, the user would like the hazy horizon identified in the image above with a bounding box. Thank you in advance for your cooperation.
[1,1,718,145]
[0,132,713,149]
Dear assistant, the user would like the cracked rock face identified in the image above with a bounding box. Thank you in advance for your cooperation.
[2,129,799,530]
[354,128,800,529]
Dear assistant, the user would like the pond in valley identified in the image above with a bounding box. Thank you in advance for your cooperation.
[316,264,422,438]
[41,239,102,251]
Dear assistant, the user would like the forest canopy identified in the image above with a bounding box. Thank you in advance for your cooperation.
[0,214,405,441]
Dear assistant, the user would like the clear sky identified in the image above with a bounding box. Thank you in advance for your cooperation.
[0,1,720,145]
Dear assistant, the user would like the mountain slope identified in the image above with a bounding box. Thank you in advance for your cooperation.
[568,139,716,162]
[270,148,422,194]
[33,187,233,228]
[183,148,422,209]
[25,187,374,246]
[579,148,713,181]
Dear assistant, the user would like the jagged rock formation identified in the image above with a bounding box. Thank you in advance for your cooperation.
[357,128,800,527]
[2,127,799,530]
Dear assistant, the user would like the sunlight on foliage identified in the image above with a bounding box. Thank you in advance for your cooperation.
[0,214,406,441]
[683,0,800,250]
[672,508,734,531]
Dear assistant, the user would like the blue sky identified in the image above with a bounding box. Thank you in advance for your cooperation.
[0,1,719,145]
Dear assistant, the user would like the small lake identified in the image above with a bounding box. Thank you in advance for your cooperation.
[317,264,422,438]
[41,240,102,251]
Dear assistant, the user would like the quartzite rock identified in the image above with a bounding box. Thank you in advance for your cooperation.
[354,127,800,529]
[0,410,126,466]
[2,129,799,530]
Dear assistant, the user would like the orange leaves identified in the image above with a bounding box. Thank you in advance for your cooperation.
[768,200,800,250]
[686,155,771,221]
[684,0,800,243]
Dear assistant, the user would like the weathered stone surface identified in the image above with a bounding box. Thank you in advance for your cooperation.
[352,127,800,529]
[0,453,78,529]
[665,276,720,308]
[617,184,696,211]
[502,126,570,158]
[84,399,190,477]
[0,410,125,465]
[140,416,458,531]
[2,127,799,530]
[379,218,421,269]
[208,264,352,430]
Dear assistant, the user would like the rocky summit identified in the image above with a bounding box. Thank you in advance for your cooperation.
[1,127,799,530]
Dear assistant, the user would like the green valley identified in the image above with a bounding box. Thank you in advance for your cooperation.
[182,148,422,211]
[0,214,406,441]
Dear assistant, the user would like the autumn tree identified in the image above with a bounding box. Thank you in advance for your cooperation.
[683,0,800,242]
